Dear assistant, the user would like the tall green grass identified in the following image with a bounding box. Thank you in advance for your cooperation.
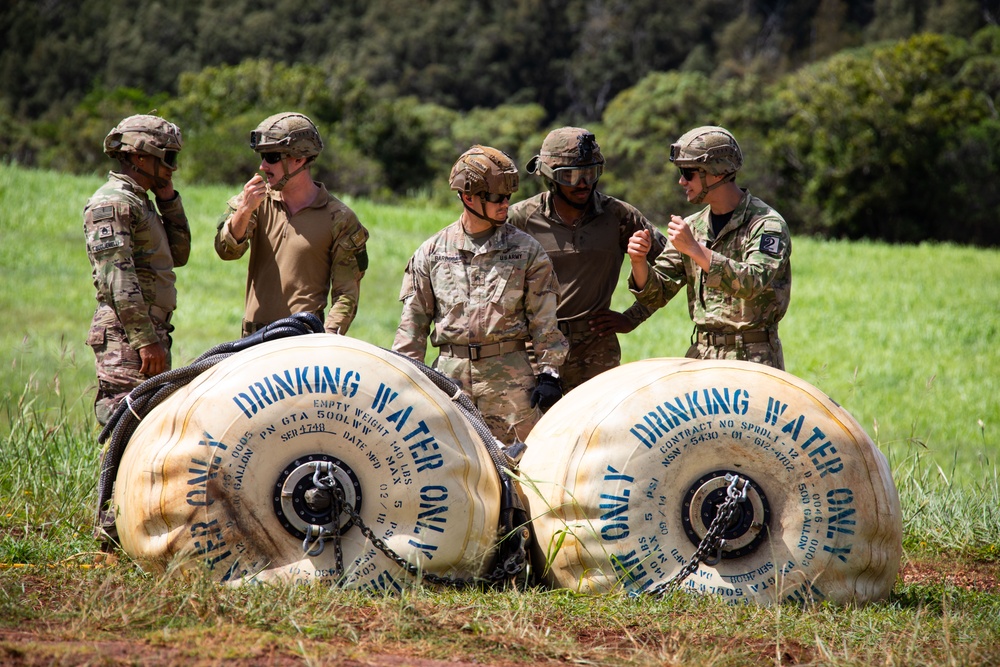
[2,163,998,665]
[3,162,995,477]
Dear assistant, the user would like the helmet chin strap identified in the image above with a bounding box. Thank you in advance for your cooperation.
[460,193,506,227]
[129,156,171,190]
[271,156,309,191]
[692,171,735,204]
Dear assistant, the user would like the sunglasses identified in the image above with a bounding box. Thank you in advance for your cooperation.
[551,164,603,187]
[481,192,511,204]
[678,167,702,181]
[261,152,284,164]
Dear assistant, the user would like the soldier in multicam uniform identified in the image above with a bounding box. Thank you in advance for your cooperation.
[84,114,190,425]
[393,145,568,444]
[215,112,369,336]
[507,127,667,393]
[627,126,792,369]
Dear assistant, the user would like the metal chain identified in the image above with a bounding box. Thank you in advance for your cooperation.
[307,469,528,588]
[649,473,749,596]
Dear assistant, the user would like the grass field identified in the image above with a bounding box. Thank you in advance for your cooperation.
[1,163,999,665]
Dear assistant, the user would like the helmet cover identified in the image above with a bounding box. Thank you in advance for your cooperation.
[449,145,519,196]
[249,112,324,159]
[527,127,605,183]
[103,114,182,169]
[669,126,743,176]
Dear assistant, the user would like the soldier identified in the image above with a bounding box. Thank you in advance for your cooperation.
[507,127,667,393]
[84,114,190,425]
[627,126,791,369]
[215,112,369,336]
[393,145,568,444]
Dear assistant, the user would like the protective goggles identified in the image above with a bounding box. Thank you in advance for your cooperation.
[550,164,603,187]
[480,192,511,204]
[260,152,284,165]
[678,167,702,181]
[160,150,179,169]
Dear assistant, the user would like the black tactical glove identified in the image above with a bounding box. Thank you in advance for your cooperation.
[530,373,562,410]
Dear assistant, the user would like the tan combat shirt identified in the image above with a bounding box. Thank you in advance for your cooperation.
[215,183,369,334]
[507,190,666,326]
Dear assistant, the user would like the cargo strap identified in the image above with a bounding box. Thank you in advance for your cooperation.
[438,340,527,361]
[696,328,771,347]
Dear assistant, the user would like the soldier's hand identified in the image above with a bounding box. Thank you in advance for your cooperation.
[589,309,636,336]
[667,215,712,271]
[667,215,698,253]
[138,342,167,377]
[152,180,176,202]
[241,173,269,212]
[530,373,563,411]
[627,229,651,263]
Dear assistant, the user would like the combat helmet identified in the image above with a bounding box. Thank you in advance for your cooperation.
[670,126,742,176]
[249,112,323,159]
[526,127,605,188]
[449,145,519,197]
[103,114,182,170]
[670,126,742,204]
[450,145,518,226]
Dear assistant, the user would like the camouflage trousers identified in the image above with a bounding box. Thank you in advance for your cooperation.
[434,350,540,445]
[685,334,785,370]
[558,331,622,394]
[87,307,174,425]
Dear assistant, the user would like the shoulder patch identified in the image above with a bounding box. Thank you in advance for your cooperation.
[350,229,368,247]
[92,205,115,222]
[759,234,785,258]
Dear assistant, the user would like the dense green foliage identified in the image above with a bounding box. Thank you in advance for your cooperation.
[2,0,1000,244]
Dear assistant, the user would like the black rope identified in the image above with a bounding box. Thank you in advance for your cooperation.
[95,313,325,528]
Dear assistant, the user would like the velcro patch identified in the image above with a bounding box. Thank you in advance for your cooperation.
[93,238,124,253]
[98,224,114,239]
[355,248,369,272]
[350,229,367,247]
[92,205,115,222]
[759,234,785,257]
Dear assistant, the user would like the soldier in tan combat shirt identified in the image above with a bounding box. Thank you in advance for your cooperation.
[215,112,369,337]
[507,127,668,393]
[84,114,190,425]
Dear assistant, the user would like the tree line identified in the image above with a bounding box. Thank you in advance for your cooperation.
[1,0,998,245]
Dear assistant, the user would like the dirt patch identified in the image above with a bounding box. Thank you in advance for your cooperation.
[901,557,1000,593]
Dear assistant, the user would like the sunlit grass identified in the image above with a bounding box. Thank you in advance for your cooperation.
[1,162,999,663]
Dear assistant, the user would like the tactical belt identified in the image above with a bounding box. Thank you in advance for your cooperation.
[438,340,527,361]
[558,319,592,335]
[696,329,771,346]
[150,305,172,324]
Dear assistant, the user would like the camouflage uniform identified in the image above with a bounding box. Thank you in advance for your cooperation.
[84,172,190,424]
[630,188,791,368]
[215,184,369,335]
[508,191,666,392]
[393,220,567,444]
